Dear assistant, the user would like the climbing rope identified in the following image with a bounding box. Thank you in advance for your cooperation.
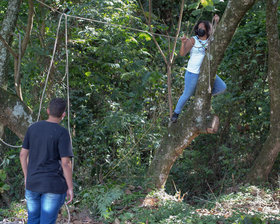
[207,44,212,93]
[0,13,64,148]
[0,138,21,148]
[207,17,218,93]
[0,13,71,157]
[64,14,72,224]
[35,0,179,40]
[65,14,71,144]
[64,202,71,224]
[37,13,64,122]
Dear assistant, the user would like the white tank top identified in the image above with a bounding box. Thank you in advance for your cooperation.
[186,36,208,74]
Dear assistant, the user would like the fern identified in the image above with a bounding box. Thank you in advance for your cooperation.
[96,186,123,219]
[81,185,124,220]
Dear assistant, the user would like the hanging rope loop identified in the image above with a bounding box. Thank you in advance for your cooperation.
[1,13,71,155]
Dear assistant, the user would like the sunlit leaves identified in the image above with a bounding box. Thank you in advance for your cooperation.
[190,0,217,16]
[138,33,151,41]
[125,36,138,44]
[85,71,92,77]
[200,0,213,7]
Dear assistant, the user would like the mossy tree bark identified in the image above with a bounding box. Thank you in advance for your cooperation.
[0,88,34,141]
[0,0,22,148]
[0,0,21,86]
[246,0,280,183]
[0,87,33,205]
[147,0,257,189]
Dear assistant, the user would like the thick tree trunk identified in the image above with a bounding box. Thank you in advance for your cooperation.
[148,0,257,189]
[0,88,34,141]
[246,0,280,183]
[0,0,22,148]
[0,0,21,86]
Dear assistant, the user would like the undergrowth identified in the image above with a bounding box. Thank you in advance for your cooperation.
[77,184,280,224]
[0,185,279,223]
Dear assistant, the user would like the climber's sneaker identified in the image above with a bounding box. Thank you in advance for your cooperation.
[171,112,179,123]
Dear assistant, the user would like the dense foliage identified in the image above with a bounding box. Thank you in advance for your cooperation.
[0,0,280,222]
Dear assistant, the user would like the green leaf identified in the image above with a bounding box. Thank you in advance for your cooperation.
[0,170,6,181]
[138,33,151,41]
[188,2,200,9]
[205,5,215,11]
[85,72,92,77]
[2,184,10,191]
[201,0,214,7]
[191,9,203,16]
[125,36,138,44]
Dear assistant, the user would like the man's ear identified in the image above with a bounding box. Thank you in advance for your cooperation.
[61,112,66,119]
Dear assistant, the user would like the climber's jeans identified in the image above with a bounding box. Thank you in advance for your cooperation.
[174,70,227,114]
[25,189,66,224]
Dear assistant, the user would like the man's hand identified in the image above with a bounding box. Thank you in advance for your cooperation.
[61,157,74,205]
[66,188,74,204]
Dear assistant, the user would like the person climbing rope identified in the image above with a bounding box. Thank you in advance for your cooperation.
[20,98,74,224]
[171,14,226,123]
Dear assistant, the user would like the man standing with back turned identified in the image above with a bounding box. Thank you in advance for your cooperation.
[20,98,74,224]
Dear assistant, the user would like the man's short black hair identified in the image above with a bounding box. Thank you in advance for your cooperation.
[194,20,211,38]
[48,98,67,118]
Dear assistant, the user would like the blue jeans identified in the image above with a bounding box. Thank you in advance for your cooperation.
[25,189,66,224]
[174,70,226,114]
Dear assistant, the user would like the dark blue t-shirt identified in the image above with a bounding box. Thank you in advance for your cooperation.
[22,120,74,194]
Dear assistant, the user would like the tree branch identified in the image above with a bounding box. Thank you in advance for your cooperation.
[21,0,34,57]
[138,0,168,65]
[0,34,18,59]
[170,0,184,64]
[14,0,34,100]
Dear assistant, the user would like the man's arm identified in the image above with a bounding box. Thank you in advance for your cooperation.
[61,157,73,204]
[20,148,29,186]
